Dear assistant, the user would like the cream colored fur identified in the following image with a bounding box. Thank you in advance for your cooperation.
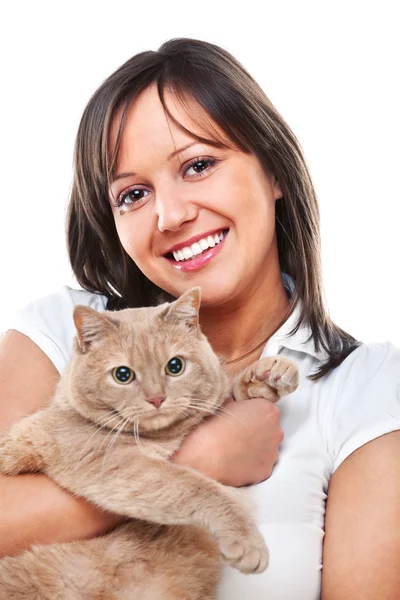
[0,288,299,600]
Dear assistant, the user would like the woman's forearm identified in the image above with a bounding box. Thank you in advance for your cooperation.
[173,398,282,486]
[0,473,122,558]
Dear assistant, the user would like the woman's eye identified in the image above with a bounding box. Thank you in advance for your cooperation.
[118,188,149,208]
[165,357,186,376]
[112,366,135,384]
[114,157,216,209]
[184,157,216,178]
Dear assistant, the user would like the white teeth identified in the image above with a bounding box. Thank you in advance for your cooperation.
[199,239,208,251]
[173,249,187,261]
[207,235,216,248]
[191,242,203,256]
[171,230,227,262]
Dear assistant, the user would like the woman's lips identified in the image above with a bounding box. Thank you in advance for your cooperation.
[164,231,229,272]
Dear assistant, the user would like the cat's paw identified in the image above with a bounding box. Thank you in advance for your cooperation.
[0,436,36,475]
[237,355,299,401]
[0,436,18,474]
[218,526,269,574]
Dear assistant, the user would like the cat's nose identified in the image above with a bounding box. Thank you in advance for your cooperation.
[145,396,166,409]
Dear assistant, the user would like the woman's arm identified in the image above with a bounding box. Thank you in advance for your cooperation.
[174,397,283,486]
[0,330,123,557]
[322,430,400,599]
[0,472,121,557]
[0,330,283,557]
[0,330,59,431]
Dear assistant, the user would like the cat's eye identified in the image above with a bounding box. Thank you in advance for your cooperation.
[165,357,186,377]
[112,366,135,384]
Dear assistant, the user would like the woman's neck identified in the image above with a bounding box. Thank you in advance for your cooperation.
[199,272,291,365]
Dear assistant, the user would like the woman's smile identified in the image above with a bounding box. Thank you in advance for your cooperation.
[163,228,229,272]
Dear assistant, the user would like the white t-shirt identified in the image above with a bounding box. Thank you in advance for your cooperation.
[7,286,400,600]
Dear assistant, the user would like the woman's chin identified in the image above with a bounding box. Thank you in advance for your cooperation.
[165,275,241,308]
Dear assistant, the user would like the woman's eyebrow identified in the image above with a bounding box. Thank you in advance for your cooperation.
[111,143,197,183]
[168,139,226,160]
[112,140,222,183]
[112,171,137,183]
[167,141,198,160]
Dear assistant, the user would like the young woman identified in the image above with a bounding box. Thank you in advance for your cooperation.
[1,38,399,599]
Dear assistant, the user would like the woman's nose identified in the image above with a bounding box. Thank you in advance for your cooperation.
[156,189,198,232]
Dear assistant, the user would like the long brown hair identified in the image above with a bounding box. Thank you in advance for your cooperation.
[67,37,360,380]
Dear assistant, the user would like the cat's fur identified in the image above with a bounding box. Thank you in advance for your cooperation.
[0,288,299,600]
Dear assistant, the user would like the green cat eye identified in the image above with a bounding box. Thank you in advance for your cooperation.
[165,357,186,377]
[112,366,135,384]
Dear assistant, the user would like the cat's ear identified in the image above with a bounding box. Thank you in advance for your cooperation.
[163,287,201,330]
[73,306,117,353]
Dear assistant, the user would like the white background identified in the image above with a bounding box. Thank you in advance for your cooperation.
[0,0,399,345]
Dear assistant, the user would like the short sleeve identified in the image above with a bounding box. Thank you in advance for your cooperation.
[6,286,107,375]
[326,342,400,472]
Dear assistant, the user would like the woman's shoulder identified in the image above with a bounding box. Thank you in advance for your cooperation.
[22,285,108,312]
[7,286,108,374]
[332,340,400,389]
[322,340,400,472]
[10,285,108,336]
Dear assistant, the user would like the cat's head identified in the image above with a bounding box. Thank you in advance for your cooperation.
[66,288,228,433]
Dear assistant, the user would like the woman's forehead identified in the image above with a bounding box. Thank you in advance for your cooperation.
[108,84,232,173]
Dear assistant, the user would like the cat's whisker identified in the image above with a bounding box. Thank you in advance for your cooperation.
[187,403,225,420]
[101,417,130,472]
[98,417,127,471]
[133,420,146,454]
[188,400,250,431]
[188,398,234,415]
[184,399,220,412]
[178,407,190,418]
[187,403,221,417]
[193,403,244,422]
[174,408,191,422]
[78,411,124,463]
[105,417,130,457]
[98,414,127,454]
[174,400,211,419]
[100,410,126,428]
[192,403,232,418]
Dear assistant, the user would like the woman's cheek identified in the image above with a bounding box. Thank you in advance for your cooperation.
[118,221,160,280]
[115,221,139,261]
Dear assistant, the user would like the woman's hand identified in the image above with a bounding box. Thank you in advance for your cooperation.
[173,397,283,486]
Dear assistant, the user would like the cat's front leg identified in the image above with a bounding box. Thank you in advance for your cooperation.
[0,410,55,475]
[77,454,268,575]
[233,355,299,402]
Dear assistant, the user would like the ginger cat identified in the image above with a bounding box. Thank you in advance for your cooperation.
[0,288,299,600]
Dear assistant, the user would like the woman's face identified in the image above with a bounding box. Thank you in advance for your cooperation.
[109,84,282,307]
